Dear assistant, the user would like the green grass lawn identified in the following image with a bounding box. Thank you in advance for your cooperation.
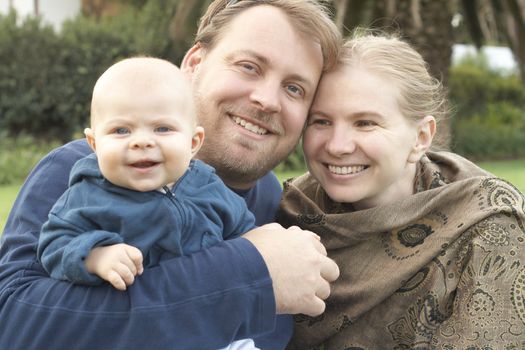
[478,159,525,191]
[1,159,524,234]
[0,183,21,234]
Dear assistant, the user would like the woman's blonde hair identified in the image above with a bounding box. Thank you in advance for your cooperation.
[339,29,450,149]
[195,0,342,71]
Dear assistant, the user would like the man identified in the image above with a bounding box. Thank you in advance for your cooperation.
[0,1,341,349]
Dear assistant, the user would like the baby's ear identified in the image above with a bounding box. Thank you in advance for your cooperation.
[191,126,205,158]
[84,128,96,152]
[408,116,436,163]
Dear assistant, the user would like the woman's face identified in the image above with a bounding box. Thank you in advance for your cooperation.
[303,65,424,210]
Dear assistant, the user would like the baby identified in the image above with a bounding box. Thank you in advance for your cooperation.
[38,57,256,291]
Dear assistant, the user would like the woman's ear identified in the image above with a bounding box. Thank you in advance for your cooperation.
[84,128,97,152]
[181,43,204,75]
[191,126,205,158]
[408,116,436,163]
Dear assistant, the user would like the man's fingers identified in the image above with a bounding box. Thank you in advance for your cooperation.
[311,236,327,256]
[302,297,326,317]
[289,226,321,241]
[315,278,331,300]
[244,224,340,316]
[320,255,340,283]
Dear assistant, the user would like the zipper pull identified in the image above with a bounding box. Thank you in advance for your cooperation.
[163,185,174,199]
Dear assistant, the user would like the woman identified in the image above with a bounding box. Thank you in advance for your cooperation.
[278,32,525,349]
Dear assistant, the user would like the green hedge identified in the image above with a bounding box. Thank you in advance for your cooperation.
[0,3,190,142]
[0,134,59,185]
[1,8,524,173]
[449,58,525,160]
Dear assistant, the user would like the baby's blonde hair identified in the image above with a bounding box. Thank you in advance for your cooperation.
[90,57,195,128]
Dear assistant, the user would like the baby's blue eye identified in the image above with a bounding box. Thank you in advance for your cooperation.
[114,127,129,134]
[155,126,172,133]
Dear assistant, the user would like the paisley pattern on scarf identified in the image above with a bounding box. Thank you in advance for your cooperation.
[279,152,525,350]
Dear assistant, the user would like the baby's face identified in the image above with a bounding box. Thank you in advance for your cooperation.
[88,84,202,192]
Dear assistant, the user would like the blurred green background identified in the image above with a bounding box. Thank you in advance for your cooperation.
[1,0,525,233]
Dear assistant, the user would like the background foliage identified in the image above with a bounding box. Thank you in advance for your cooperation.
[449,57,525,161]
[0,3,524,181]
[0,2,189,141]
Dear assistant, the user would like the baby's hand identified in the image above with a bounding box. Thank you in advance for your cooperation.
[85,243,144,291]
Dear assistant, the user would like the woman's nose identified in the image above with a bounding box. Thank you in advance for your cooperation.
[324,128,356,156]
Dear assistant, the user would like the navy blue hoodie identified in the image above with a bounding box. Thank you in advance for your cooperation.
[0,139,292,349]
[38,154,256,285]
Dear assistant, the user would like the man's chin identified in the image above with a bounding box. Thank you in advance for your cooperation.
[216,155,278,186]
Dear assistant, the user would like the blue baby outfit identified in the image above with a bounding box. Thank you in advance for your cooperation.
[38,153,256,285]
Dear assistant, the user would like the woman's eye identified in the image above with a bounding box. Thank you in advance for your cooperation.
[356,120,376,127]
[308,118,330,127]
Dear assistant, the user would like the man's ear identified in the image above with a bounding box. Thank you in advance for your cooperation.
[181,43,204,75]
[84,128,97,152]
[191,126,205,158]
[408,116,436,163]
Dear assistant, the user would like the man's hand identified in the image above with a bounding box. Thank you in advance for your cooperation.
[243,223,339,316]
[85,243,144,291]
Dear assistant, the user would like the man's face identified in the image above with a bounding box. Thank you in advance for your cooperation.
[182,5,323,189]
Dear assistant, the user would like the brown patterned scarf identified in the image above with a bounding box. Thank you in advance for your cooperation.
[278,151,525,349]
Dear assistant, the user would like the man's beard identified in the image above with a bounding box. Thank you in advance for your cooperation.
[200,141,282,184]
[194,95,293,186]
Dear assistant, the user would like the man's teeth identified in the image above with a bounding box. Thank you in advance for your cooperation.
[328,165,366,175]
[233,117,268,135]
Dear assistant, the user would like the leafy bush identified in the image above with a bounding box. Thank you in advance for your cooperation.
[449,62,525,119]
[0,4,186,142]
[0,12,65,140]
[449,58,525,160]
[0,134,60,185]
[275,143,306,173]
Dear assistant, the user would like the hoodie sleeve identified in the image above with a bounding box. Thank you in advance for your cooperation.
[38,211,123,285]
[37,154,124,285]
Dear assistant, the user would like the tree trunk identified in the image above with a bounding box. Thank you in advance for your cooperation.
[501,0,525,83]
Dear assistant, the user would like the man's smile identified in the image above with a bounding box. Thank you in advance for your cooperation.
[231,115,269,135]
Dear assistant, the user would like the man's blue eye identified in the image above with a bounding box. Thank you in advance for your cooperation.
[286,84,303,97]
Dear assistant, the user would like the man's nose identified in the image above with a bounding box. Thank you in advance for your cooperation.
[250,79,282,113]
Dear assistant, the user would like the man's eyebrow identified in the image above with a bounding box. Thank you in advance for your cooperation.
[227,50,316,87]
[226,49,269,65]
